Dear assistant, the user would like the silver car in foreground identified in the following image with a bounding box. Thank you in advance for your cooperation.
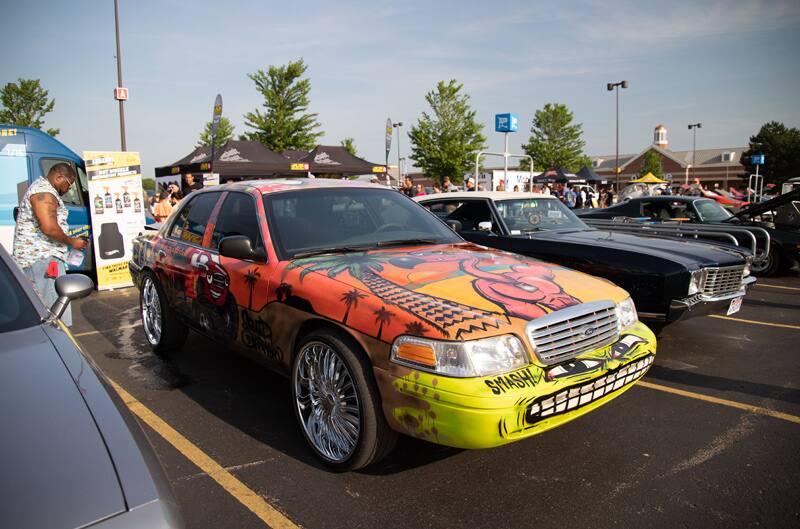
[0,244,183,529]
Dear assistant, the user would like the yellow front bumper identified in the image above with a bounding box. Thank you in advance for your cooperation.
[376,322,657,449]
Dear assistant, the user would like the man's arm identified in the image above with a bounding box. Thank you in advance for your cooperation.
[29,193,87,249]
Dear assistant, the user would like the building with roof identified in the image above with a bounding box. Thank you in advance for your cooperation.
[591,125,746,189]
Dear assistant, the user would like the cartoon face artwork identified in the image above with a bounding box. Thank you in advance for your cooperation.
[460,256,581,320]
[190,250,230,307]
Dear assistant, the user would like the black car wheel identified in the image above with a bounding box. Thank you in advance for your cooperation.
[291,329,397,471]
[752,247,781,276]
[140,272,188,353]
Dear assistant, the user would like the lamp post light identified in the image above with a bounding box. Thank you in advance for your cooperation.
[688,123,702,184]
[607,80,628,192]
[392,122,403,182]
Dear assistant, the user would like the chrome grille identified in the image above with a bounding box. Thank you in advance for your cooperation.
[702,265,744,297]
[525,300,620,365]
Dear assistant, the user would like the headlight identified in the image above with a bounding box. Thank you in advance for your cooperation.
[391,334,528,377]
[688,269,708,295]
[615,296,638,332]
[743,257,752,277]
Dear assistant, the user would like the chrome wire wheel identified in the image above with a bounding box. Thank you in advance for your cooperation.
[294,341,361,463]
[141,276,162,345]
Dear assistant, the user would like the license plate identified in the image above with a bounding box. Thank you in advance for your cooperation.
[727,296,743,315]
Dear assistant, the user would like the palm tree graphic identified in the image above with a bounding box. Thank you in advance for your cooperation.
[404,321,427,335]
[244,268,261,310]
[374,306,394,340]
[340,288,367,324]
[289,253,509,339]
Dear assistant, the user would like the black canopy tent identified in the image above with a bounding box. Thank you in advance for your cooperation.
[576,166,608,184]
[299,145,386,177]
[154,140,304,181]
[534,166,585,184]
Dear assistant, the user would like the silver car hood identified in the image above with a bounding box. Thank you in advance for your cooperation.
[0,325,126,529]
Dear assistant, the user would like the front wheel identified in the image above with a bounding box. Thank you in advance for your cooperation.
[291,330,397,471]
[140,272,188,353]
[751,247,781,276]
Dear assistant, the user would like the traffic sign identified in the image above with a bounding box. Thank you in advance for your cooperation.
[751,154,765,165]
[495,113,519,133]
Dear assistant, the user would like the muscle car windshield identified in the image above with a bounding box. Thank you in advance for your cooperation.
[495,198,588,233]
[695,199,733,222]
[265,187,462,259]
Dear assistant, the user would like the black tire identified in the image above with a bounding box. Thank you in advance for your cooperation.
[752,247,781,277]
[140,271,188,354]
[291,329,397,471]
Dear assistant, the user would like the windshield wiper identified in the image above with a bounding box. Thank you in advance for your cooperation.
[376,238,440,247]
[292,246,372,259]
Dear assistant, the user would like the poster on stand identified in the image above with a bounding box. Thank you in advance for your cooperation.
[84,151,146,290]
[202,173,220,187]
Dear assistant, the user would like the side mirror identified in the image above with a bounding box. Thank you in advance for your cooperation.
[219,235,267,262]
[445,220,462,233]
[478,221,493,232]
[51,274,94,319]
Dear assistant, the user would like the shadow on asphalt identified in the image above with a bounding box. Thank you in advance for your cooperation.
[646,364,800,404]
[78,292,461,474]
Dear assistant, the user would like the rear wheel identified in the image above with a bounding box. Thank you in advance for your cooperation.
[291,330,397,471]
[140,272,188,353]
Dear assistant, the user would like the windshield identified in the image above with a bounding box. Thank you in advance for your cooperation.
[495,198,588,232]
[265,187,462,259]
[695,199,733,222]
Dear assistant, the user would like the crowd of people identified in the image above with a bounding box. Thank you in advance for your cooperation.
[398,175,617,209]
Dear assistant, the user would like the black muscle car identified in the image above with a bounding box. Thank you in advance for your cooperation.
[416,192,755,328]
[576,191,800,276]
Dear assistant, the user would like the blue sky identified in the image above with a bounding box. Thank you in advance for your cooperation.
[2,0,799,177]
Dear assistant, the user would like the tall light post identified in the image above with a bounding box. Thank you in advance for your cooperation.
[392,121,403,181]
[607,80,628,192]
[688,123,702,184]
[113,0,127,151]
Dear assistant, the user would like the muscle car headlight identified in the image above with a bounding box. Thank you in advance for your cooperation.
[391,334,528,377]
[615,296,638,332]
[688,269,708,295]
[743,256,752,277]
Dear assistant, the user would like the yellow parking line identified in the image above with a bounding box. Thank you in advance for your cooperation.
[73,322,141,337]
[638,381,800,425]
[707,315,800,330]
[755,283,800,292]
[107,378,299,529]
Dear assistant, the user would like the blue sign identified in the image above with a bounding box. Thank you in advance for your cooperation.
[495,113,519,133]
[751,154,765,165]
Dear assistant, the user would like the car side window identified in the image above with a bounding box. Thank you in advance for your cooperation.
[445,200,498,233]
[169,192,220,246]
[211,192,264,251]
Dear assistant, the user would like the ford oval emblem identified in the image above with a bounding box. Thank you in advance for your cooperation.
[581,326,595,338]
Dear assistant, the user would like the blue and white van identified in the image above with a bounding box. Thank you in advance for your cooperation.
[0,125,92,271]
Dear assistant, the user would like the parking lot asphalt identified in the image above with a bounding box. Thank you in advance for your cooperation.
[70,273,800,529]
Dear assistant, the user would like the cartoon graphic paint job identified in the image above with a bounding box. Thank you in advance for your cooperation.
[130,179,656,470]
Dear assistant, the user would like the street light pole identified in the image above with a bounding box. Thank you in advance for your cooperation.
[393,122,403,181]
[688,123,702,184]
[113,0,127,151]
[607,80,628,193]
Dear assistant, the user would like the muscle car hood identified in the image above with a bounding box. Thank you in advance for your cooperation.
[287,243,629,341]
[0,325,126,529]
[525,229,746,268]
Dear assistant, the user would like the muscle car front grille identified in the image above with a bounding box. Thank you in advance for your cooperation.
[525,300,620,365]
[702,265,744,297]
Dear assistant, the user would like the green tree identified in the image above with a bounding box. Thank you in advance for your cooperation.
[522,103,589,172]
[408,80,486,184]
[196,116,235,148]
[340,137,357,156]
[740,121,800,186]
[639,150,664,178]
[0,78,59,136]
[242,59,323,152]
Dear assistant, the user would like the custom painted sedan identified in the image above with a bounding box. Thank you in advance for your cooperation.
[130,179,656,470]
[416,192,755,327]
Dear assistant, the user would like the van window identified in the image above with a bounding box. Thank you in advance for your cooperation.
[39,158,85,206]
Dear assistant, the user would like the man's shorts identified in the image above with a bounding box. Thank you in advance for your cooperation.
[22,257,71,326]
